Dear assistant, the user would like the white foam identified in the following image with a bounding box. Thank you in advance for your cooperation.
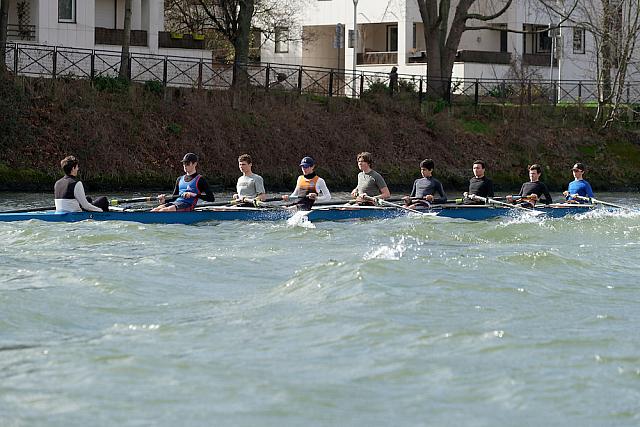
[286,210,316,229]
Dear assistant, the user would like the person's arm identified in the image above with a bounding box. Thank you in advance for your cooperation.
[254,176,267,201]
[584,181,595,198]
[314,178,331,202]
[542,183,553,204]
[374,173,390,199]
[433,181,447,204]
[74,181,103,212]
[196,178,215,202]
[409,180,417,198]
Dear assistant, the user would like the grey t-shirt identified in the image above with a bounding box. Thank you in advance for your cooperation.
[357,170,387,196]
[237,173,266,197]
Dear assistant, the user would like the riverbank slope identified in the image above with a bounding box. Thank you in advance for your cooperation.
[1,75,639,193]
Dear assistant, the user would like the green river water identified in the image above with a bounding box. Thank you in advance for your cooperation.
[1,192,640,426]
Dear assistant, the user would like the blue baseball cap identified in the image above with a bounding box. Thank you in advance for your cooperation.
[300,156,315,167]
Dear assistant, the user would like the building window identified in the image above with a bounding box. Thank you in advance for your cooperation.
[275,27,289,53]
[536,29,552,53]
[386,25,398,52]
[412,23,417,49]
[573,27,585,54]
[58,0,76,23]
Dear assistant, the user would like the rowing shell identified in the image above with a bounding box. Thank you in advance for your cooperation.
[0,203,598,224]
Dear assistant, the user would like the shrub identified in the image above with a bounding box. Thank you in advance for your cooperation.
[144,80,164,95]
[93,76,130,93]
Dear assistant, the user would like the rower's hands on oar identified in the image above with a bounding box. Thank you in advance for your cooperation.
[158,194,166,204]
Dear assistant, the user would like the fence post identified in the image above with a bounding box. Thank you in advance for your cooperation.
[359,72,364,98]
[553,82,557,105]
[578,81,582,104]
[446,79,452,105]
[328,69,334,97]
[474,79,479,106]
[419,77,423,104]
[14,44,19,74]
[297,66,302,95]
[198,59,203,89]
[52,46,57,79]
[265,63,270,91]
[162,57,167,86]
[127,54,132,80]
[90,50,95,80]
[528,80,532,105]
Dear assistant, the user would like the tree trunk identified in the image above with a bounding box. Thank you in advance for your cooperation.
[118,0,133,80]
[0,0,9,74]
[232,0,254,88]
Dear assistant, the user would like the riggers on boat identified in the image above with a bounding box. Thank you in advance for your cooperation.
[0,203,599,224]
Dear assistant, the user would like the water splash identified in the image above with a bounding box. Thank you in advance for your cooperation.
[286,210,316,229]
[363,236,407,260]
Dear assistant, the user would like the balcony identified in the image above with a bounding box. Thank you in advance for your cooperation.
[158,32,206,50]
[523,53,557,67]
[456,50,512,64]
[357,51,397,65]
[95,27,148,47]
[7,23,36,41]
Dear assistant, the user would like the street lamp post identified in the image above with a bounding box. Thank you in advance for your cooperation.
[352,0,358,97]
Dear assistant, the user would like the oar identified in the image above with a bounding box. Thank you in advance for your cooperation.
[109,196,165,206]
[470,195,544,216]
[364,196,431,215]
[574,195,628,210]
[0,205,57,214]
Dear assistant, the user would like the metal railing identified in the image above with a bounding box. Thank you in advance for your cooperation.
[1,42,638,106]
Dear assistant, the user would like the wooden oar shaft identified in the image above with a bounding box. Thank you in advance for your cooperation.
[470,195,543,215]
[0,206,56,214]
[575,195,625,209]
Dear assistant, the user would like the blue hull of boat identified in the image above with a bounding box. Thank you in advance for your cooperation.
[0,204,597,224]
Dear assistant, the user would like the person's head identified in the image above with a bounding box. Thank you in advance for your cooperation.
[238,154,253,175]
[391,66,397,73]
[300,156,316,173]
[61,155,79,176]
[572,162,586,179]
[528,164,542,182]
[420,159,434,177]
[357,152,373,172]
[181,152,198,174]
[472,160,486,178]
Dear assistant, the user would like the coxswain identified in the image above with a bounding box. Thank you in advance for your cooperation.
[282,156,331,210]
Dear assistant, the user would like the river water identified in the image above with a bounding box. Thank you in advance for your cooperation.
[1,192,640,426]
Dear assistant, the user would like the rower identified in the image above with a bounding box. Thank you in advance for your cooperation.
[54,155,108,212]
[151,153,215,212]
[506,164,552,207]
[351,152,391,205]
[232,154,267,206]
[563,162,594,203]
[282,156,331,210]
[463,160,494,204]
[403,158,447,208]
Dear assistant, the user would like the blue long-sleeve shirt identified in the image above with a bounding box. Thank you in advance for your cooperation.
[567,179,594,202]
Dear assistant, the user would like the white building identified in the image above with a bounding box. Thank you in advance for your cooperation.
[4,0,208,58]
[260,0,596,83]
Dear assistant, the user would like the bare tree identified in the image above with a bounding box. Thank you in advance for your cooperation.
[538,0,640,126]
[0,0,9,74]
[119,0,133,79]
[415,0,513,99]
[165,0,307,85]
[573,0,640,126]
